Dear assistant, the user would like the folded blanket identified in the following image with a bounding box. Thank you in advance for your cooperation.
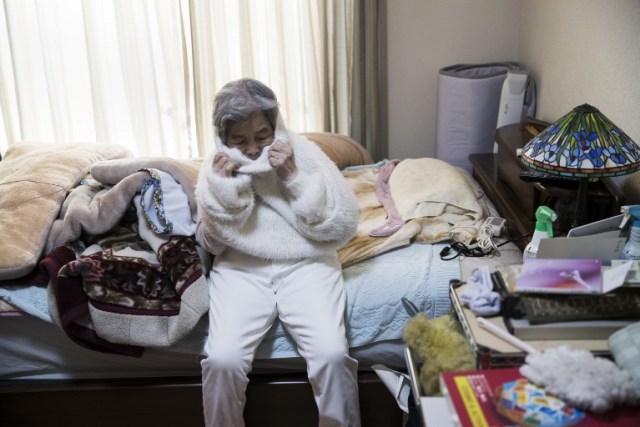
[338,163,424,267]
[0,143,132,280]
[47,157,202,253]
[90,157,202,218]
[46,231,208,355]
[338,159,487,267]
[45,160,207,355]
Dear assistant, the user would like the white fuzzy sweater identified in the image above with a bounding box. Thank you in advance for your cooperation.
[194,123,359,261]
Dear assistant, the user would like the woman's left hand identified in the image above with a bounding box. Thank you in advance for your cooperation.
[269,141,297,181]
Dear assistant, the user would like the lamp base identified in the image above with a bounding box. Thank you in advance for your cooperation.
[572,178,590,228]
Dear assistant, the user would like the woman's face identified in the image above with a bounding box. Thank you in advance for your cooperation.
[225,113,274,160]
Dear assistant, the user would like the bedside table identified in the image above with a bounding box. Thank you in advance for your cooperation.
[470,122,625,248]
[469,152,533,247]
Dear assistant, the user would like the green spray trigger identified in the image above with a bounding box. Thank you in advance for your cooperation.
[534,206,557,237]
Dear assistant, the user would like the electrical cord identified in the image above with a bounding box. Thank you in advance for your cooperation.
[476,222,499,253]
[439,231,532,261]
[439,242,486,260]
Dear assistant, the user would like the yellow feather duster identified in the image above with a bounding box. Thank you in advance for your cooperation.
[403,313,476,396]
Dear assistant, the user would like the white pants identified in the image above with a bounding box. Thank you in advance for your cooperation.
[201,249,361,427]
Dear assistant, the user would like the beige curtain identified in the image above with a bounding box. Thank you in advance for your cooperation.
[0,2,18,151]
[188,0,348,155]
[351,0,385,162]
[0,0,194,158]
[0,0,382,159]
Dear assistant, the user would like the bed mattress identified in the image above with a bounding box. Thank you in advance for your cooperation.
[0,241,459,380]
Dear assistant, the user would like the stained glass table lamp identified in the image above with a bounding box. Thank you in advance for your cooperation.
[520,104,640,226]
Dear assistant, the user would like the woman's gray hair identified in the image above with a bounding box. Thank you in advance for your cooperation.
[213,78,279,141]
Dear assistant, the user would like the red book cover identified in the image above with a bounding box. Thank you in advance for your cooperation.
[439,368,639,427]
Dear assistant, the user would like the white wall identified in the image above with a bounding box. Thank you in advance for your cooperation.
[518,1,640,200]
[386,0,640,167]
[519,0,640,143]
[386,0,521,159]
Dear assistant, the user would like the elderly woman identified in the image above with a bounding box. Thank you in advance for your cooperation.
[195,78,361,427]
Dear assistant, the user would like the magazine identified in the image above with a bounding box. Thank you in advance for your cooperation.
[513,259,631,295]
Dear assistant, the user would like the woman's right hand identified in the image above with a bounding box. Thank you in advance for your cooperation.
[213,152,240,177]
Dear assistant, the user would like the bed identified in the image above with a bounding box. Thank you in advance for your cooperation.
[0,133,521,426]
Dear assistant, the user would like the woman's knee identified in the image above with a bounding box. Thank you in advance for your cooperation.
[201,345,251,374]
[309,340,352,368]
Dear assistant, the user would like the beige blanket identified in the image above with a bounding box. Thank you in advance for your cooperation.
[338,159,487,267]
[0,143,132,280]
[47,157,203,252]
[390,158,483,225]
[338,165,423,267]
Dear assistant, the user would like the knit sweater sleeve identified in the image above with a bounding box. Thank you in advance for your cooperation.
[282,138,359,244]
[194,153,255,229]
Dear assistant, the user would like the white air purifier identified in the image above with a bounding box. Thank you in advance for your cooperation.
[493,70,530,152]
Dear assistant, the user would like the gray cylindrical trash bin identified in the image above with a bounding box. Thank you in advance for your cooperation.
[435,62,530,173]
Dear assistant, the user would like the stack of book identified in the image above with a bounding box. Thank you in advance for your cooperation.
[496,259,640,341]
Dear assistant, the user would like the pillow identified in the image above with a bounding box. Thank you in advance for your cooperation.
[389,158,484,226]
[302,132,373,169]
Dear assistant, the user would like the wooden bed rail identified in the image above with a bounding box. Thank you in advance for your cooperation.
[0,372,404,427]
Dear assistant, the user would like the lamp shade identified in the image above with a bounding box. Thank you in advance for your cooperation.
[520,104,640,178]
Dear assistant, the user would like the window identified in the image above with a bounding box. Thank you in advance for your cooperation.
[0,0,363,158]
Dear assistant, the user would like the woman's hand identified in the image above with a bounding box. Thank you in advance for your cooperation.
[212,152,240,177]
[269,141,297,181]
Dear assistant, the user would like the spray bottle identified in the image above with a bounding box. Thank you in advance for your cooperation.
[620,205,640,260]
[523,206,557,261]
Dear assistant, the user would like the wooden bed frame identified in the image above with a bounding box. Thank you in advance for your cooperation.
[0,372,404,426]
[0,295,406,426]
[0,303,405,425]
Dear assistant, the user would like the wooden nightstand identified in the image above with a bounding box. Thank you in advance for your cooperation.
[470,121,625,249]
[469,152,533,248]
